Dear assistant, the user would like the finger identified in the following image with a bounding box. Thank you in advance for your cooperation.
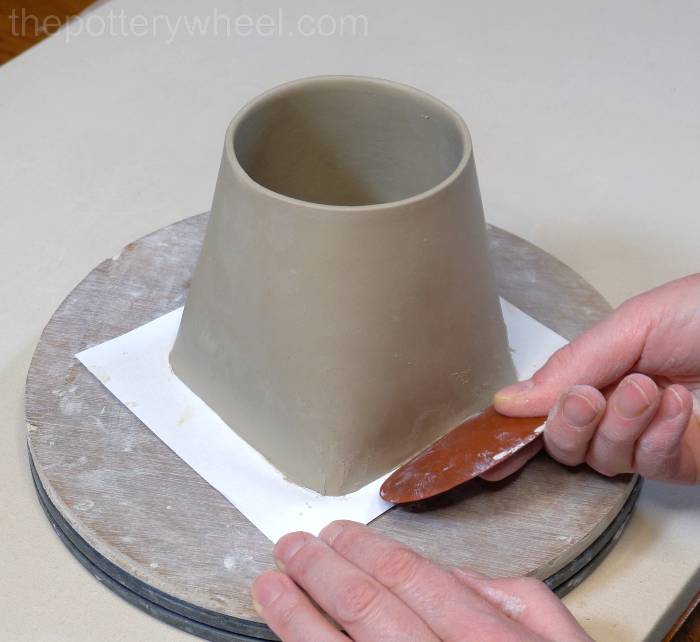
[319,521,527,642]
[494,302,649,416]
[683,411,700,484]
[251,571,348,642]
[274,531,439,642]
[634,385,695,482]
[543,385,606,466]
[452,569,592,641]
[479,438,542,481]
[586,374,660,476]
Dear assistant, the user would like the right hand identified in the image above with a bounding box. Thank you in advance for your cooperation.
[486,274,700,484]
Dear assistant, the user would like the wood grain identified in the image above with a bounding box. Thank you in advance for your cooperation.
[26,212,639,636]
[0,1,94,65]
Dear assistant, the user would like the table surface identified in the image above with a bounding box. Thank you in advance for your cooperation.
[1,1,698,641]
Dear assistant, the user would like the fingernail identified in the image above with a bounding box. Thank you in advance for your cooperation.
[495,379,535,401]
[319,521,345,545]
[615,378,652,419]
[252,574,286,610]
[274,532,309,567]
[659,387,685,421]
[562,392,598,427]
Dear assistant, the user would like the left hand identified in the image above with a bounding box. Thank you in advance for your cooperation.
[251,520,591,641]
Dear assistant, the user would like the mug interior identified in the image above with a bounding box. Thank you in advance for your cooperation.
[232,79,466,206]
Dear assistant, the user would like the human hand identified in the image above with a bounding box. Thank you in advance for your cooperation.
[487,274,700,484]
[251,520,591,641]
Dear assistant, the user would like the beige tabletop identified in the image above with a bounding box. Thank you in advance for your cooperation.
[1,1,698,640]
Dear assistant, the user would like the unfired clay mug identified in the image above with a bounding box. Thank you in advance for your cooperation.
[171,76,516,495]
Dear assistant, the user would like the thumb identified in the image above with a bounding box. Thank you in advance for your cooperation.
[494,303,649,416]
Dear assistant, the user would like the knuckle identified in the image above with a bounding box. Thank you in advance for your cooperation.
[553,342,578,369]
[373,547,421,589]
[612,298,643,328]
[536,343,578,383]
[335,577,382,624]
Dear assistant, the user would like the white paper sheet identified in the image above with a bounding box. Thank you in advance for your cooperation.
[76,298,567,542]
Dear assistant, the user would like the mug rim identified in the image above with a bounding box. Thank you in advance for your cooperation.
[223,75,473,212]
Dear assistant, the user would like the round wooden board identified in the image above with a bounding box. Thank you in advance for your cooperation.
[26,213,639,641]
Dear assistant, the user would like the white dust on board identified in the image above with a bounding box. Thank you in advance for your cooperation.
[558,534,575,544]
[73,499,94,511]
[53,385,83,415]
[224,552,254,571]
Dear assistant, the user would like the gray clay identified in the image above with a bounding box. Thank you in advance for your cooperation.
[170,76,516,495]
